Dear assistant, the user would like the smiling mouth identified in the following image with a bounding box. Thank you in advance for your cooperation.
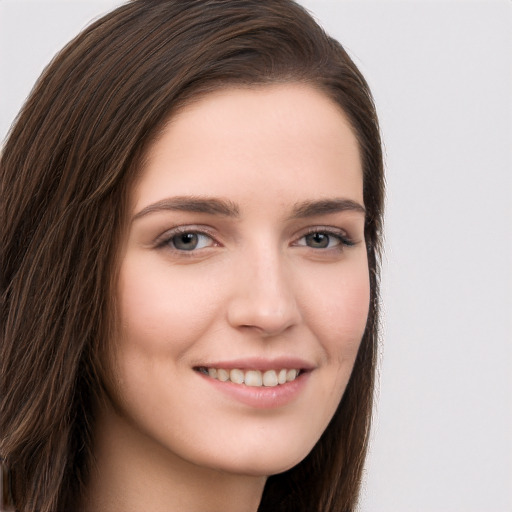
[194,367,302,387]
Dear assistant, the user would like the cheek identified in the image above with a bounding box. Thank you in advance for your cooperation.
[333,274,370,353]
[303,257,371,362]
[286,257,370,459]
[116,256,220,359]
[108,258,222,426]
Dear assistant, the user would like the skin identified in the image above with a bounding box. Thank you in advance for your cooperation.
[83,84,369,511]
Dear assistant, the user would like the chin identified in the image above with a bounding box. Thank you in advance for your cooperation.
[202,432,319,478]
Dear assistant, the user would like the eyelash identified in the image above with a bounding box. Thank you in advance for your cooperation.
[155,226,355,254]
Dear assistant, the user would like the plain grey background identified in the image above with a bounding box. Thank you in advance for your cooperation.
[1,1,511,511]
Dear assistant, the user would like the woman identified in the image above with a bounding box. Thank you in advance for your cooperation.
[0,1,384,511]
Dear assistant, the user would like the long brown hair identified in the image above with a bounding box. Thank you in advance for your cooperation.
[0,1,384,510]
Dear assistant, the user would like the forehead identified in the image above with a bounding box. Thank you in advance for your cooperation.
[133,83,363,212]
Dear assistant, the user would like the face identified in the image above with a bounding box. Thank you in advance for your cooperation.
[112,84,369,477]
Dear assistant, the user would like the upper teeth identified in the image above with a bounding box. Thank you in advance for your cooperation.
[199,368,300,387]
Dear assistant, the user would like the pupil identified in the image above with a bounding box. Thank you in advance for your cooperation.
[173,233,198,250]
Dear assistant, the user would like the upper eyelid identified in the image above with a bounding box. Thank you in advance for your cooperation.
[299,226,348,234]
[293,225,352,240]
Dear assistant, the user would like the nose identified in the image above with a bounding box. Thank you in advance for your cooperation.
[226,250,302,337]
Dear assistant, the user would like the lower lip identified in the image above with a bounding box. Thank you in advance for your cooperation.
[197,371,310,409]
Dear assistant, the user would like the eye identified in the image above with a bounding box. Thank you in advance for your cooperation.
[165,231,215,251]
[295,230,354,249]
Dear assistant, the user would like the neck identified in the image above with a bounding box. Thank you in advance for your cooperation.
[79,402,266,512]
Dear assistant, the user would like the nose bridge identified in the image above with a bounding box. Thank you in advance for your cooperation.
[227,241,301,336]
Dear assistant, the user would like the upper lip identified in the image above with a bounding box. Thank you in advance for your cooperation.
[194,357,316,372]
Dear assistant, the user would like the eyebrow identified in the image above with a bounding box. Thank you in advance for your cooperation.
[132,196,240,221]
[132,196,365,221]
[290,198,366,218]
